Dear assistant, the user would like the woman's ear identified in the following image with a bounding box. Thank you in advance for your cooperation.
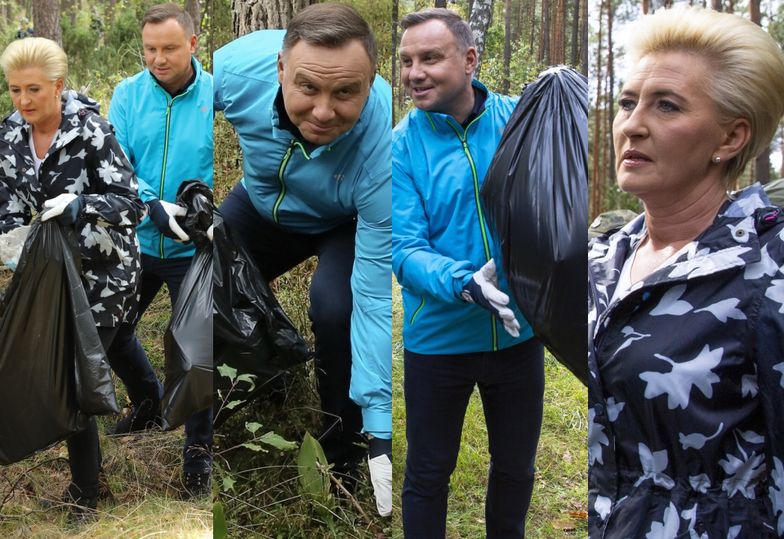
[716,118,751,161]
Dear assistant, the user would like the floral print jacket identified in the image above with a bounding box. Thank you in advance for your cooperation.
[588,185,784,538]
[0,91,143,327]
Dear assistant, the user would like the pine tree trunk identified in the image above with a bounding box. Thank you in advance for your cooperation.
[540,0,549,65]
[606,0,615,184]
[580,0,587,74]
[590,0,604,217]
[570,0,579,67]
[232,0,314,36]
[32,0,61,44]
[185,0,201,35]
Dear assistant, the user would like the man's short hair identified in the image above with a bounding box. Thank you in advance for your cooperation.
[400,8,475,51]
[141,2,195,36]
[282,4,377,71]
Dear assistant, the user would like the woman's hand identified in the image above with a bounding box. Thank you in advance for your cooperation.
[41,193,83,225]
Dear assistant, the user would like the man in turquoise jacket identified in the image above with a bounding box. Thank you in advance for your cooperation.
[393,8,545,538]
[214,4,392,516]
[107,3,213,496]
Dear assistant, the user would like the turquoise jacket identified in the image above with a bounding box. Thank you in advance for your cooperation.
[392,81,534,354]
[109,58,214,259]
[214,30,392,440]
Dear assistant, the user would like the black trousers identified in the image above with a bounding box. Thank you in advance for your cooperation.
[108,254,212,473]
[220,183,365,468]
[402,339,545,539]
[66,327,117,499]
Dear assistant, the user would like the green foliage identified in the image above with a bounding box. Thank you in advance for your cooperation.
[214,501,228,539]
[297,432,334,522]
[481,37,545,95]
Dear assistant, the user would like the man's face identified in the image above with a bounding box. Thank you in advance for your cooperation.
[142,18,197,93]
[277,39,373,145]
[399,19,475,115]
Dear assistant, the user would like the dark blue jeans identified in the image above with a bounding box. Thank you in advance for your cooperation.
[402,339,545,539]
[219,184,365,469]
[107,254,212,473]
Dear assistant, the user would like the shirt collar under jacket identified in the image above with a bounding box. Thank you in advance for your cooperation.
[416,79,496,135]
[146,56,201,98]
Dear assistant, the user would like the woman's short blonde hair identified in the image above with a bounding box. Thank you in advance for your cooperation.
[0,37,68,83]
[627,7,784,184]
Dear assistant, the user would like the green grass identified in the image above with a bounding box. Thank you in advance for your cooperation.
[390,281,587,538]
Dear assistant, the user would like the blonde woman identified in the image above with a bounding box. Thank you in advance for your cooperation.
[0,37,143,521]
[588,8,784,537]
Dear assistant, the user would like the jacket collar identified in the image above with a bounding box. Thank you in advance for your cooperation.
[589,185,774,306]
[414,79,495,136]
[2,90,98,163]
[145,56,203,98]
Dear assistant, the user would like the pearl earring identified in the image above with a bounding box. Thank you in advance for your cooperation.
[712,155,721,164]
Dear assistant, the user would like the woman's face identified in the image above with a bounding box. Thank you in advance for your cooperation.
[6,66,63,127]
[613,51,726,202]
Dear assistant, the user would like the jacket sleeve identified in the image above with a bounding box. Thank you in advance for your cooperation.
[391,138,475,303]
[0,155,31,233]
[348,161,392,440]
[80,114,145,228]
[108,83,158,204]
[755,230,784,537]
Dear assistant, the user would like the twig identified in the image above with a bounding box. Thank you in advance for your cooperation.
[0,457,67,514]
[329,473,370,523]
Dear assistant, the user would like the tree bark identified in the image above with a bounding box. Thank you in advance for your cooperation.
[551,0,564,64]
[32,0,61,44]
[590,0,604,217]
[580,0,587,74]
[185,0,201,35]
[606,0,615,184]
[540,0,549,64]
[711,0,721,11]
[232,0,314,36]
[469,0,494,76]
[570,0,579,67]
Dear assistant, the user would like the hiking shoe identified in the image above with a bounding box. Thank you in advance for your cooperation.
[183,471,211,500]
[110,398,162,435]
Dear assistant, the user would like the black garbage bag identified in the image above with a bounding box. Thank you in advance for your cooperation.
[160,180,214,430]
[213,209,311,427]
[0,219,119,465]
[481,66,589,385]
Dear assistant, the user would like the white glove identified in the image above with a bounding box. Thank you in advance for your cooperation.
[41,193,78,222]
[206,224,213,242]
[461,259,521,338]
[368,453,392,517]
[148,199,190,242]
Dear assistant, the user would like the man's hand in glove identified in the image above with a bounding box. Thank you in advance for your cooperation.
[461,258,521,338]
[147,199,190,242]
[41,193,83,225]
[368,437,392,518]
